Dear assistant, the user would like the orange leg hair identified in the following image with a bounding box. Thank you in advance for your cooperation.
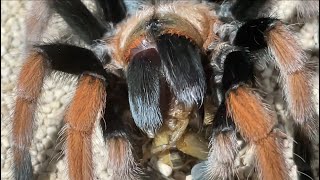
[12,6,53,176]
[64,75,106,180]
[12,52,47,179]
[267,23,317,135]
[226,86,289,180]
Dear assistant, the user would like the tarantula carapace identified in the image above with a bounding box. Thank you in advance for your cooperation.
[11,0,318,180]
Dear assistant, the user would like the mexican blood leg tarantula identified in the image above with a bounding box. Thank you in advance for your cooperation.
[12,0,318,180]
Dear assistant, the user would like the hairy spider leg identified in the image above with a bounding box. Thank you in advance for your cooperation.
[207,43,289,180]
[12,52,46,180]
[12,44,109,180]
[234,18,317,135]
[234,18,318,179]
[100,75,145,180]
[46,0,108,44]
[95,0,127,23]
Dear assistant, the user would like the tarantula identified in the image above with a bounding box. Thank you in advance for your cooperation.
[11,0,318,180]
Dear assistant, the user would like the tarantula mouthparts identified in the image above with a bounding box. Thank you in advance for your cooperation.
[11,0,318,180]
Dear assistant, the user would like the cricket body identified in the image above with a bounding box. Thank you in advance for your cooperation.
[11,0,318,180]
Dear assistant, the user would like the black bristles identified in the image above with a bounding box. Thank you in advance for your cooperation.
[36,44,108,80]
[233,18,278,51]
[230,0,271,20]
[212,104,235,135]
[99,74,141,139]
[222,51,253,91]
[13,150,33,180]
[48,0,107,44]
[215,0,273,21]
[157,34,206,107]
[95,0,127,24]
[127,48,163,135]
[210,43,253,105]
[293,127,315,180]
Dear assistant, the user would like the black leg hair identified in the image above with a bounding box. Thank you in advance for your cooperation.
[13,152,33,180]
[12,43,111,180]
[234,17,316,134]
[210,43,253,92]
[207,43,288,179]
[100,76,145,180]
[233,17,278,51]
[209,43,252,106]
[213,0,273,21]
[293,127,315,180]
[35,44,108,79]
[214,0,319,22]
[95,0,127,24]
[47,0,108,44]
[229,0,272,21]
[206,43,251,179]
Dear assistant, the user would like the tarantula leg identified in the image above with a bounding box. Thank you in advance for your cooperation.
[47,0,108,43]
[12,43,108,180]
[36,44,108,179]
[205,44,246,179]
[226,86,289,180]
[234,18,317,135]
[100,76,144,180]
[12,52,47,180]
[25,1,52,45]
[205,105,238,179]
[65,75,106,180]
[95,0,126,23]
[208,43,289,180]
[35,43,108,77]
[104,134,143,180]
[209,43,254,93]
[215,0,272,21]
[216,0,319,22]
[293,128,315,180]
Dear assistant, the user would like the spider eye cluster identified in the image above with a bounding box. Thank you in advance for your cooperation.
[146,18,162,33]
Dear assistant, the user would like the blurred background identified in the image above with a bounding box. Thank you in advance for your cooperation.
[1,1,319,180]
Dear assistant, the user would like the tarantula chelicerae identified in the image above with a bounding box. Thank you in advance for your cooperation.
[12,0,318,179]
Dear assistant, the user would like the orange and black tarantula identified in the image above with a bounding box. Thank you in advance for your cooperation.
[12,0,318,180]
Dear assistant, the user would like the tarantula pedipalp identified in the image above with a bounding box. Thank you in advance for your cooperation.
[11,0,318,180]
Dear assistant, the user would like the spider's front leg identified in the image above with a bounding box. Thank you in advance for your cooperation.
[233,18,318,136]
[99,75,146,180]
[12,51,46,180]
[232,17,318,179]
[94,0,127,23]
[205,104,237,179]
[12,44,108,180]
[65,75,106,180]
[205,43,289,180]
